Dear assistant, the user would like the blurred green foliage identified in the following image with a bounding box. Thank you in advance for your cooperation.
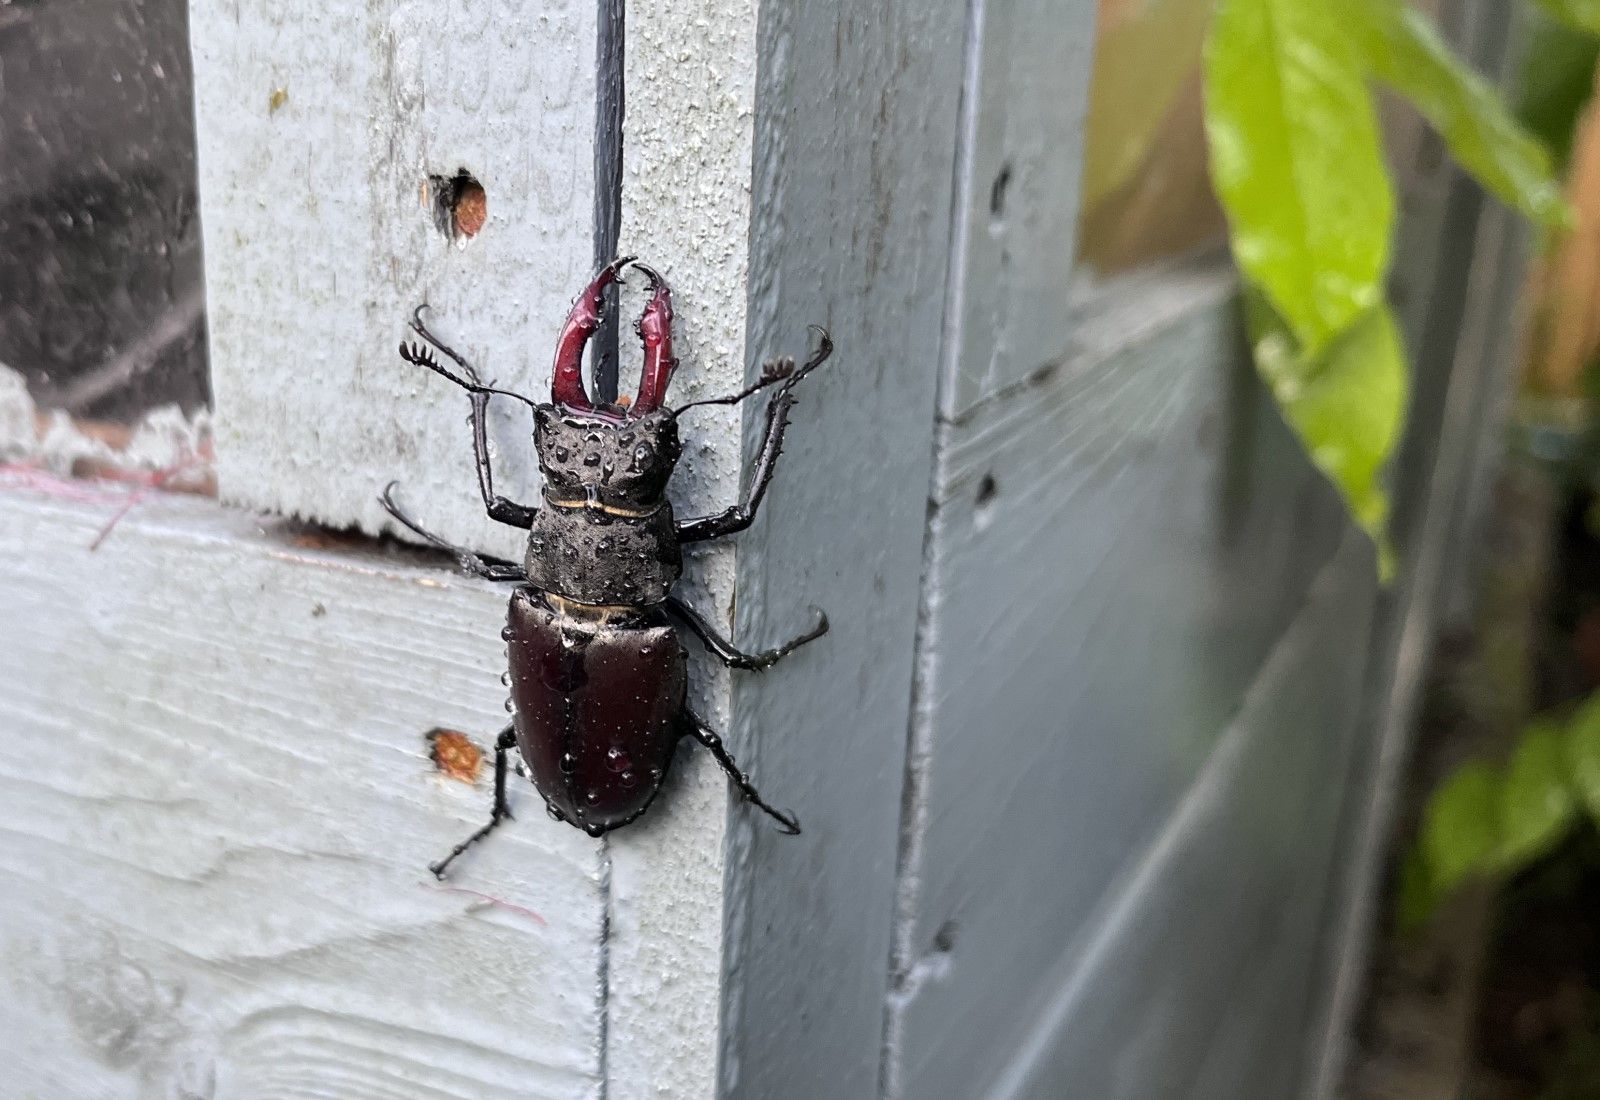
[1402,697,1600,930]
[1204,0,1568,576]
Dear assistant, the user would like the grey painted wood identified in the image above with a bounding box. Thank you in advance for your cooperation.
[940,0,1097,420]
[713,1,972,1096]
[0,487,603,1098]
[990,536,1376,1100]
[190,1,598,564]
[603,0,770,1094]
[882,264,1357,1099]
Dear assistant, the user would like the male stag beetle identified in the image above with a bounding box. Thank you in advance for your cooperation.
[381,257,834,878]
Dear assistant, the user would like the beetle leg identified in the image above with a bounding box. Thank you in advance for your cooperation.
[430,726,520,879]
[676,327,833,544]
[380,483,528,582]
[403,306,539,529]
[680,708,801,835]
[667,597,827,671]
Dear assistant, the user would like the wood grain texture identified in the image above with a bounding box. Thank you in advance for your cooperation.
[190,1,597,563]
[0,488,603,1098]
[939,0,1097,420]
[717,1,970,1095]
[883,266,1357,1099]
[987,535,1377,1099]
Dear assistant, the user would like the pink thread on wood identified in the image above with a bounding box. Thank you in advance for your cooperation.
[423,882,548,926]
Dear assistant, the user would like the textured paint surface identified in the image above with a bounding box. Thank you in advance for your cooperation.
[605,1,761,1096]
[0,488,602,1098]
[190,1,598,564]
[720,1,970,1096]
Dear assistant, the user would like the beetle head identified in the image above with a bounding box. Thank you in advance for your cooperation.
[533,403,682,509]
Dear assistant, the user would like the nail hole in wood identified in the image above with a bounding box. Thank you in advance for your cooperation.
[976,473,998,505]
[989,163,1013,218]
[974,473,999,531]
[427,169,488,243]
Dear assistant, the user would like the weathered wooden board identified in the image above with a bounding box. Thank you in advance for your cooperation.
[940,0,1097,419]
[601,0,767,1095]
[882,265,1356,1099]
[986,537,1375,1099]
[0,487,603,1098]
[715,0,973,1095]
[190,1,598,563]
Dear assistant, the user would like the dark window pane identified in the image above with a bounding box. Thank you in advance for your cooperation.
[0,0,208,424]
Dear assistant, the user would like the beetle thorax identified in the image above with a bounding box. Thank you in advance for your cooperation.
[533,405,681,512]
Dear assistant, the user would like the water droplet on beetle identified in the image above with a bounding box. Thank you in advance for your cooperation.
[546,805,564,821]
[554,446,570,462]
[559,752,577,773]
[584,452,601,467]
[500,671,511,686]
[606,747,631,773]
[620,770,637,786]
[503,698,514,712]
[501,626,514,641]
[585,790,600,805]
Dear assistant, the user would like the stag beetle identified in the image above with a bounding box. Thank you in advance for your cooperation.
[381,257,833,878]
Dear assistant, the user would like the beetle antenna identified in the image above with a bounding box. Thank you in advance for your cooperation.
[410,304,482,384]
[399,341,541,411]
[673,326,834,415]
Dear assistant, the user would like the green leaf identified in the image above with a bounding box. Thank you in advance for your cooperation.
[1416,761,1501,902]
[1246,293,1407,573]
[1395,843,1441,935]
[1205,0,1394,355]
[1350,0,1569,228]
[1566,693,1600,820]
[1496,718,1580,869]
[1535,0,1600,36]
[1518,10,1600,173]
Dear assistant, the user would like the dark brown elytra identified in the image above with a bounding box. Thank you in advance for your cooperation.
[381,257,834,878]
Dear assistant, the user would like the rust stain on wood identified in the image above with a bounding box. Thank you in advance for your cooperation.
[426,728,484,783]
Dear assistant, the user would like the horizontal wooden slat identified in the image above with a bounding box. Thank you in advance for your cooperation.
[989,534,1376,1099]
[0,487,602,1098]
[886,268,1360,1099]
[190,1,598,562]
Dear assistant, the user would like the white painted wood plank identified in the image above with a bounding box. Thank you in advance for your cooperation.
[716,2,972,1095]
[941,0,1097,420]
[598,1,765,1097]
[0,487,603,1098]
[190,1,598,562]
[988,535,1377,1099]
[883,270,1357,1099]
